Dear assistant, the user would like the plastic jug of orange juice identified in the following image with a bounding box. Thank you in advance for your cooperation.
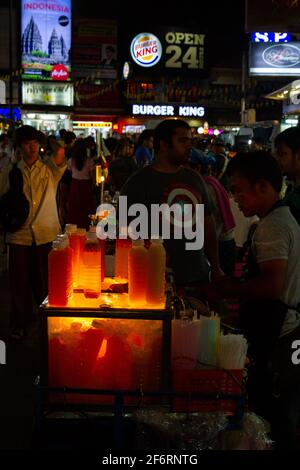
[115,238,132,280]
[146,238,166,306]
[82,230,101,298]
[65,224,78,286]
[128,240,148,305]
[76,228,86,289]
[90,225,105,282]
[48,238,73,306]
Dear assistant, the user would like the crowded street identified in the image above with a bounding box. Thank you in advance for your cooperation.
[1,0,300,461]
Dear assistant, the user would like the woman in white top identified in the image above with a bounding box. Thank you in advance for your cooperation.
[67,139,95,229]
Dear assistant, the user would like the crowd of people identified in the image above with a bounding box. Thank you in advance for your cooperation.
[1,121,300,449]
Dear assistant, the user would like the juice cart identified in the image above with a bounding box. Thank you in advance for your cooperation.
[34,281,245,449]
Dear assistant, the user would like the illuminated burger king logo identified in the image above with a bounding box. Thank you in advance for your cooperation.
[130,33,162,67]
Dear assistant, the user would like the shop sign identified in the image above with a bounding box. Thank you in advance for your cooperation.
[21,0,71,81]
[22,82,74,106]
[73,121,112,128]
[164,31,205,70]
[249,42,300,75]
[129,28,205,73]
[122,61,131,79]
[72,19,118,80]
[131,104,205,117]
[251,32,291,43]
[130,33,162,67]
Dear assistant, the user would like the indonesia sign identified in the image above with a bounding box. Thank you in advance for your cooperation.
[21,0,71,81]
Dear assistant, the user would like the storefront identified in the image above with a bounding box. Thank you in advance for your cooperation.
[117,103,207,135]
[266,79,300,131]
[71,118,113,138]
[0,107,21,133]
[22,112,72,133]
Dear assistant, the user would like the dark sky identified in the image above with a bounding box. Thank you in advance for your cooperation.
[74,0,245,33]
[74,0,246,68]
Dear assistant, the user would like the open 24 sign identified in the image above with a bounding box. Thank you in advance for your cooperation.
[164,32,205,70]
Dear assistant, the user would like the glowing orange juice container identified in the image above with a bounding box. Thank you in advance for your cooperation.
[128,240,148,305]
[48,238,73,306]
[146,239,166,306]
[115,238,132,280]
[76,228,86,289]
[82,231,101,298]
[90,225,105,282]
[65,224,78,287]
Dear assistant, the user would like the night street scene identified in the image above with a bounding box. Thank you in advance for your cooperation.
[1,0,300,462]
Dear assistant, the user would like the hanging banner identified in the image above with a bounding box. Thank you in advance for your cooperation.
[21,0,71,81]
[22,82,73,106]
[72,19,118,80]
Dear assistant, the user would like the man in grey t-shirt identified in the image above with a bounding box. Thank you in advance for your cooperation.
[121,119,222,286]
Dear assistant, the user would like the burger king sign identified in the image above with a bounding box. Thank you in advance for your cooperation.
[130,33,162,67]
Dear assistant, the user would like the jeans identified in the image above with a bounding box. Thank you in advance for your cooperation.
[8,242,52,330]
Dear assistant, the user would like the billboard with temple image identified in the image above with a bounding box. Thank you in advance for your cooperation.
[21,0,71,81]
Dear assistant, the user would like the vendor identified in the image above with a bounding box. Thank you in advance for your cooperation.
[0,125,66,340]
[121,119,223,293]
[197,150,300,450]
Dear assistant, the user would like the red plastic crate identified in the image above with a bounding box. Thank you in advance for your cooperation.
[172,368,244,413]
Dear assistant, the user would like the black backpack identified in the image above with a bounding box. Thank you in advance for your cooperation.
[0,163,30,233]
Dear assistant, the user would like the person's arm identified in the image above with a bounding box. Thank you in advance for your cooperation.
[200,217,290,301]
[53,144,65,167]
[204,213,223,280]
[0,163,11,196]
[44,141,67,181]
[199,258,287,302]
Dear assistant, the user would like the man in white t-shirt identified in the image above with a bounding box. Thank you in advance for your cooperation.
[0,126,66,340]
[198,151,300,450]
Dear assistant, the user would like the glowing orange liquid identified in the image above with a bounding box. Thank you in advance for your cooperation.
[146,243,166,305]
[98,239,105,282]
[77,234,86,289]
[48,247,73,306]
[128,244,148,305]
[68,233,80,288]
[115,239,132,279]
[82,242,101,298]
